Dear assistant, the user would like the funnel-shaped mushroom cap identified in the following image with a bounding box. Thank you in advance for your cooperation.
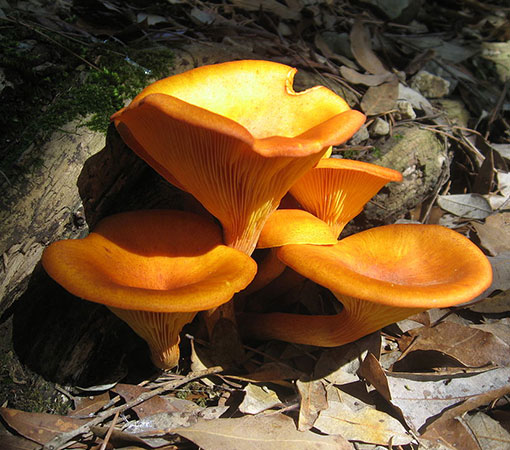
[240,224,492,347]
[278,224,491,309]
[245,210,337,295]
[289,158,402,238]
[112,60,366,254]
[42,210,257,369]
[257,209,338,249]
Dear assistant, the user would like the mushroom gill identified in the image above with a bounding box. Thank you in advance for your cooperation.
[289,158,402,238]
[112,60,366,255]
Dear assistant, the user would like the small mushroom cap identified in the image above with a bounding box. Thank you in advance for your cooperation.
[111,60,365,254]
[42,210,257,313]
[289,158,403,237]
[277,224,492,309]
[257,209,338,249]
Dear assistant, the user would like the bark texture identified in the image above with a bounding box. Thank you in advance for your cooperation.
[361,125,448,225]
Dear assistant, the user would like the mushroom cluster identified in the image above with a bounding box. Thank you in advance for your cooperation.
[42,60,492,370]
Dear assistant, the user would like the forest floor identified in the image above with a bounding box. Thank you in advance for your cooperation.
[1,0,510,449]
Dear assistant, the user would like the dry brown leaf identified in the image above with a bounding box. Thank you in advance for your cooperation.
[91,426,172,449]
[314,399,413,446]
[314,333,381,385]
[471,319,510,347]
[491,410,510,433]
[340,66,395,86]
[0,407,89,445]
[239,362,304,383]
[465,412,510,449]
[0,434,42,450]
[68,392,110,417]
[124,406,228,435]
[488,252,510,292]
[350,19,388,75]
[422,384,510,432]
[112,384,198,419]
[228,0,301,20]
[172,414,353,449]
[396,322,510,369]
[359,353,391,400]
[296,379,328,431]
[472,147,495,195]
[421,417,481,450]
[474,212,510,256]
[360,79,399,115]
[238,383,283,415]
[468,290,510,314]
[360,356,510,431]
[389,369,510,431]
[437,194,492,219]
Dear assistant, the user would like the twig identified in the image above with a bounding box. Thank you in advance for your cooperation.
[43,366,223,450]
[485,80,509,140]
[2,16,101,71]
[99,410,119,450]
[0,169,11,186]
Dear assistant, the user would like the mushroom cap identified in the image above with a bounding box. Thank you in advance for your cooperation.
[111,60,366,254]
[277,224,492,309]
[123,60,357,140]
[257,209,338,249]
[42,210,257,313]
[289,158,403,237]
[245,209,336,295]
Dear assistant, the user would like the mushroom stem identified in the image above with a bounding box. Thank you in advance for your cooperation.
[244,268,306,312]
[242,249,287,296]
[238,297,424,347]
[202,300,236,337]
[109,308,196,370]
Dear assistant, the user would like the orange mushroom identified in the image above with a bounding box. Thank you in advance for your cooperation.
[42,210,256,369]
[112,60,366,255]
[245,209,337,295]
[289,158,402,238]
[239,224,492,346]
[257,209,338,249]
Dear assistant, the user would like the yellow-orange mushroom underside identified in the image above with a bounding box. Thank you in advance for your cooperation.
[42,210,257,369]
[290,158,403,238]
[245,209,338,295]
[112,60,366,254]
[239,224,492,347]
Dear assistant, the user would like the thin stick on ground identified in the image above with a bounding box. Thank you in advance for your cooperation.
[99,410,120,450]
[43,366,224,450]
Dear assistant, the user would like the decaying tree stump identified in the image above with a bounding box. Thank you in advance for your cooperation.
[0,122,105,316]
[360,124,449,226]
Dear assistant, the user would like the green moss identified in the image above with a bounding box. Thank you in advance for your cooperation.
[0,21,174,177]
[175,381,221,408]
[341,149,359,159]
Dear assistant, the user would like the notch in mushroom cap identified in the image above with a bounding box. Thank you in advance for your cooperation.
[289,158,402,238]
[112,60,366,255]
[239,224,492,346]
[42,210,257,369]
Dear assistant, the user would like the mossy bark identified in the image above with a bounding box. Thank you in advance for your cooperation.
[0,42,262,392]
[360,124,448,225]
